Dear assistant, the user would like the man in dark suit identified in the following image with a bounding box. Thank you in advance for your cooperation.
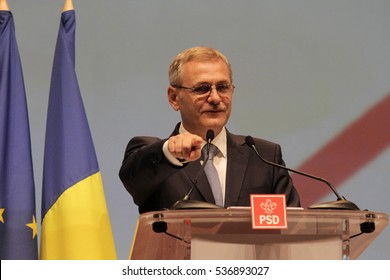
[119,46,300,214]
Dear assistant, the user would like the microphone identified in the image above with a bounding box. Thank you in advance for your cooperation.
[171,129,223,210]
[245,136,359,210]
[205,129,214,159]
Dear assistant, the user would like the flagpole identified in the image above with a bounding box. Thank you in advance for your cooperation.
[63,0,74,12]
[0,0,9,11]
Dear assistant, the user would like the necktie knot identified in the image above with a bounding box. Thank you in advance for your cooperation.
[202,144,218,160]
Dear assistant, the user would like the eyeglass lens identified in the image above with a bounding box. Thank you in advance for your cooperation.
[193,84,232,94]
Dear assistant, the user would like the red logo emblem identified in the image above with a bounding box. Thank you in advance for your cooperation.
[250,194,288,229]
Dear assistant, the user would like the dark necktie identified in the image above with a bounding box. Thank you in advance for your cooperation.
[202,144,223,206]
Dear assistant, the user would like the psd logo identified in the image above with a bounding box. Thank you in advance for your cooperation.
[250,194,288,229]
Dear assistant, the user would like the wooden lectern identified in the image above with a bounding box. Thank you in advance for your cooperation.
[130,208,388,260]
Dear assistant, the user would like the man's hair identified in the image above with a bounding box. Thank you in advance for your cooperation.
[169,46,233,86]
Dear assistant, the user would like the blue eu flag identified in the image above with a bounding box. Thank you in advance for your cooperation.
[0,11,38,260]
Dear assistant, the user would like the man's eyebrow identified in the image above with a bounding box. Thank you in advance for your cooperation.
[194,80,230,85]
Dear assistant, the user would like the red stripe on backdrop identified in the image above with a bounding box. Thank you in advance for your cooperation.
[292,93,390,208]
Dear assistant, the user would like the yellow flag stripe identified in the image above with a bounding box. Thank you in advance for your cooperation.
[40,172,116,259]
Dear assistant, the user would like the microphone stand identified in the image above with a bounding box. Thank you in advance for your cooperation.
[245,136,360,210]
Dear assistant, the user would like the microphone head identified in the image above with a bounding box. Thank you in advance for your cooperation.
[206,129,215,142]
[245,135,255,147]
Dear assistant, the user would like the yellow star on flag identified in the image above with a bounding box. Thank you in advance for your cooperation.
[26,215,37,239]
[0,208,4,223]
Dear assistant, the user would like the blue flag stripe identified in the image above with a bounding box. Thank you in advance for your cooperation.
[42,10,99,220]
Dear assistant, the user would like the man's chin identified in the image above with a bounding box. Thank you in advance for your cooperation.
[202,119,226,131]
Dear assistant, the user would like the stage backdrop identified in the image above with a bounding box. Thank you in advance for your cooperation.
[9,0,390,259]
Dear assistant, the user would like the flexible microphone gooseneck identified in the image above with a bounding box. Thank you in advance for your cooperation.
[245,136,359,210]
[183,129,214,200]
[170,129,223,210]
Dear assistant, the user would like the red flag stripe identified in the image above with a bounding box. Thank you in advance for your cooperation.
[292,93,390,207]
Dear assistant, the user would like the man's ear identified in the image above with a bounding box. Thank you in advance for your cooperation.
[167,86,180,111]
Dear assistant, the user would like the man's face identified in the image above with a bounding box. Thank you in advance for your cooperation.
[168,59,233,138]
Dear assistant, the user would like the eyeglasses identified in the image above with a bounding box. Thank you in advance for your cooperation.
[172,83,235,96]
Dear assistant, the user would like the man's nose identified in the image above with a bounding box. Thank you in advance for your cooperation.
[207,87,222,103]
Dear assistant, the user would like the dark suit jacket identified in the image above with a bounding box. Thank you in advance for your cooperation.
[119,124,300,213]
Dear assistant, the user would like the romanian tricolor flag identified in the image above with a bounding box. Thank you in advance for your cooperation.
[0,9,38,260]
[40,8,116,259]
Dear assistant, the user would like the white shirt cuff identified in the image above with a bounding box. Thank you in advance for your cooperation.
[162,140,184,166]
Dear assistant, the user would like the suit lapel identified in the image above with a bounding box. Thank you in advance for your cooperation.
[225,133,249,207]
[181,160,215,203]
